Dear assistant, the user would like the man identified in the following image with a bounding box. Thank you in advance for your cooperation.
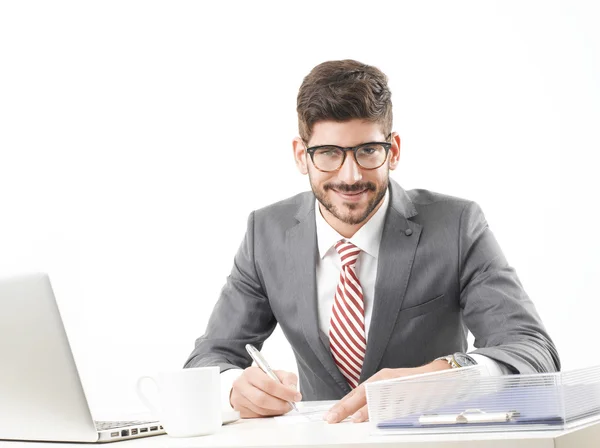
[184,60,560,424]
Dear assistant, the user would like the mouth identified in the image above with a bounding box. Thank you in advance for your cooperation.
[332,189,368,202]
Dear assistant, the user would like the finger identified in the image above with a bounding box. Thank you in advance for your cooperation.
[351,404,369,423]
[232,387,287,417]
[232,373,281,416]
[325,385,366,424]
[232,368,296,416]
[247,368,301,403]
[323,388,357,423]
[240,383,294,414]
[274,370,299,389]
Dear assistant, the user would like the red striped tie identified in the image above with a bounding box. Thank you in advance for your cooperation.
[329,240,366,389]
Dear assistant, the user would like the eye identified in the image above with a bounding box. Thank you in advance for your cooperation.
[315,147,342,157]
[358,145,380,156]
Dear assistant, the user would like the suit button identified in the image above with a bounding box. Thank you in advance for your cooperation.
[404,229,413,236]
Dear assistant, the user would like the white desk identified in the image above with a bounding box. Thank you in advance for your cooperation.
[3,417,600,448]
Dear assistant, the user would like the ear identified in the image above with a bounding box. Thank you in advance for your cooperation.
[388,132,401,171]
[292,137,308,175]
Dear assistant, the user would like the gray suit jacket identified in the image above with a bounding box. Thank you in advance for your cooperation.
[184,180,560,400]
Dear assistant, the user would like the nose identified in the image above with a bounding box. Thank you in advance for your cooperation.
[337,151,362,184]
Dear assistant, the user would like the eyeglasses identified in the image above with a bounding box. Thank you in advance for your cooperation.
[304,134,392,172]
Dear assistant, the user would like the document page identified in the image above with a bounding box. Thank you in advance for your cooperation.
[274,401,340,424]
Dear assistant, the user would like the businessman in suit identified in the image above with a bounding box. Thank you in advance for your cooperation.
[184,59,560,423]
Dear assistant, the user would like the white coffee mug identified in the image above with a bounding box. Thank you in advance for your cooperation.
[136,366,221,437]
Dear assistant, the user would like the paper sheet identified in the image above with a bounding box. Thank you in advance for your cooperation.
[274,403,335,424]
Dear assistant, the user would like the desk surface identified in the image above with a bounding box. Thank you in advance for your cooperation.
[3,415,600,448]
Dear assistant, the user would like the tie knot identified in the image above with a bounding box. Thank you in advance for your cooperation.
[335,240,360,267]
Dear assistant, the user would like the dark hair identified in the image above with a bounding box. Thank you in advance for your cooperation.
[297,59,393,143]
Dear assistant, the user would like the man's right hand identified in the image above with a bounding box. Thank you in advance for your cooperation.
[230,366,302,418]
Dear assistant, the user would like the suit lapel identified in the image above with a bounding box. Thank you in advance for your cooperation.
[360,180,422,381]
[286,196,349,393]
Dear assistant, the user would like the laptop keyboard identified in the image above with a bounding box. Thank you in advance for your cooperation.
[95,420,156,430]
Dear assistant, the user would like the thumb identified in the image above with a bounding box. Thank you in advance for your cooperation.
[274,370,298,389]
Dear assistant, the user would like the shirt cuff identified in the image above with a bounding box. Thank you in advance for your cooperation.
[469,353,512,376]
[220,368,243,412]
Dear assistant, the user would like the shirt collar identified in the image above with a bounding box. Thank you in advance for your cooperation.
[315,189,389,260]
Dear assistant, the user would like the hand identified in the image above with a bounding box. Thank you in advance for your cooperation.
[324,360,450,424]
[230,366,302,418]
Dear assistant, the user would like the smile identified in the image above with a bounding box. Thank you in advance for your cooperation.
[333,189,368,201]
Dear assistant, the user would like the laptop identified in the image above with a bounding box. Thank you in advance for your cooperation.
[0,272,237,443]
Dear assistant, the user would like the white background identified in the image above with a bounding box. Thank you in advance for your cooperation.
[1,0,599,415]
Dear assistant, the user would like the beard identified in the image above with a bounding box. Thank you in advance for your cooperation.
[309,173,388,225]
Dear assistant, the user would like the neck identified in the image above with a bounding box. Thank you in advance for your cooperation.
[319,197,386,238]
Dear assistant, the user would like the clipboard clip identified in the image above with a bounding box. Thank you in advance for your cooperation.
[419,409,520,425]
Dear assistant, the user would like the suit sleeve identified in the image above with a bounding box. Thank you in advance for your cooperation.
[458,201,560,373]
[183,211,277,372]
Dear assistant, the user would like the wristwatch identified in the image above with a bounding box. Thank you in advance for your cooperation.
[437,352,477,369]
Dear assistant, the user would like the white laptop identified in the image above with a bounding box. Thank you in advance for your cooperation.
[0,272,238,443]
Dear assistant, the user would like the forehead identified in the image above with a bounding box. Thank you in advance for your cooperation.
[309,119,386,146]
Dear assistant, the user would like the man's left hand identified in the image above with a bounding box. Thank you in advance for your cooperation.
[324,360,451,424]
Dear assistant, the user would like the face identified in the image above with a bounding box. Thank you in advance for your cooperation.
[293,119,400,229]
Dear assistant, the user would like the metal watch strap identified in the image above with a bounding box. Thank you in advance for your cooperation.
[436,354,459,369]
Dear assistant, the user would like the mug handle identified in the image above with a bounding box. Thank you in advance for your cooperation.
[136,376,160,418]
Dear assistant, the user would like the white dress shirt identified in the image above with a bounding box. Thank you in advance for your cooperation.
[220,191,510,411]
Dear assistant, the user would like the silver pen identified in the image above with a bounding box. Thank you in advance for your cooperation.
[245,344,299,412]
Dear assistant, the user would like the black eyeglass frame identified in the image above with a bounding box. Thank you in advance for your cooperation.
[303,133,393,172]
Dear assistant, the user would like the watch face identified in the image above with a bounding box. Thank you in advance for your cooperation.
[454,353,477,367]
